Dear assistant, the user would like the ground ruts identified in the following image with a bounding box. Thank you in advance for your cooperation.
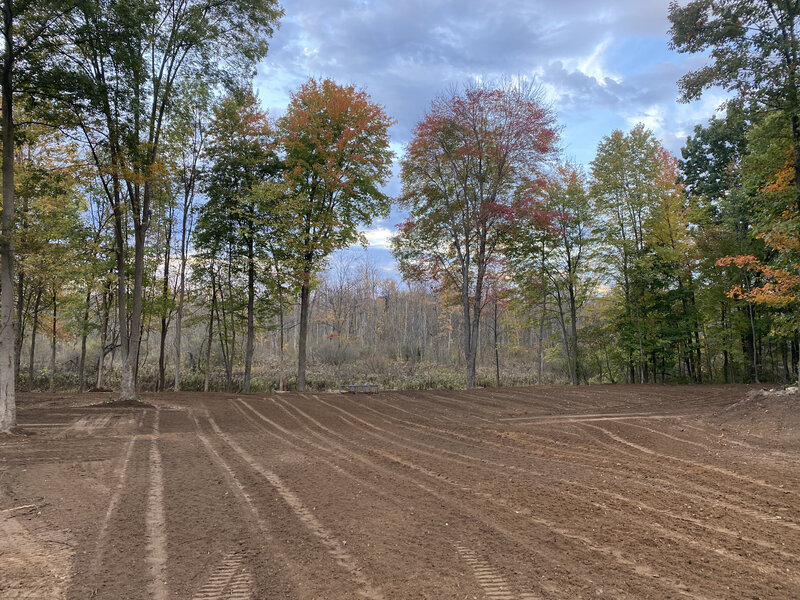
[1,385,798,599]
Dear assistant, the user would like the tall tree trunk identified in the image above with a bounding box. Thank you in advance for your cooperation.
[173,202,191,391]
[554,290,576,385]
[278,302,285,391]
[537,293,546,385]
[275,257,286,391]
[14,263,23,386]
[462,283,474,389]
[27,289,40,391]
[173,279,184,391]
[747,303,759,384]
[493,298,500,387]
[0,1,16,431]
[78,289,91,393]
[111,176,133,400]
[157,212,173,392]
[222,252,234,392]
[792,113,800,388]
[243,237,255,393]
[568,282,579,385]
[721,304,730,384]
[783,340,791,383]
[126,209,149,398]
[97,289,110,389]
[204,285,216,393]
[49,290,56,392]
[297,278,311,391]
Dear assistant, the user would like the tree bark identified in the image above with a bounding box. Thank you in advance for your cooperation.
[174,196,192,391]
[537,292,546,385]
[0,0,16,431]
[747,302,759,384]
[203,285,216,393]
[243,236,255,393]
[14,260,23,386]
[78,289,91,393]
[493,298,500,387]
[297,278,311,391]
[97,289,110,389]
[792,113,800,388]
[554,289,576,385]
[49,290,56,392]
[157,211,172,392]
[568,280,580,385]
[27,288,40,391]
[462,283,474,389]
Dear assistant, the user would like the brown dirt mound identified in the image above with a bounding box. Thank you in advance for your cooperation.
[714,387,800,440]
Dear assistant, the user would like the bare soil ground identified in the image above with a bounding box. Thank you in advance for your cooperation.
[1,384,799,599]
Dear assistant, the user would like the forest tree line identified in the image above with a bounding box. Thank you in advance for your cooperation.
[2,1,800,431]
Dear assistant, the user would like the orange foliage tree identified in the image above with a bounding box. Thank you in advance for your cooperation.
[716,117,798,320]
[278,78,395,391]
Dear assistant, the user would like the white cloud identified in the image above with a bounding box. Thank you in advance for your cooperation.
[626,104,665,132]
[361,226,395,249]
[563,38,620,85]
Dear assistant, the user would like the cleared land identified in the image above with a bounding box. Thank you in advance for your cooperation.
[1,385,799,599]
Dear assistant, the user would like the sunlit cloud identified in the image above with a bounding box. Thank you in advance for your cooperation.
[361,226,395,250]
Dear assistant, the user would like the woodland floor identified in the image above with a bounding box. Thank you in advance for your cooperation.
[1,384,799,599]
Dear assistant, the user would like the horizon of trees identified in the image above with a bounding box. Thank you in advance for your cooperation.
[2,0,799,432]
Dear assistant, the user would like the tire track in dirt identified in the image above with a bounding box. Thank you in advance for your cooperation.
[60,414,113,437]
[584,422,799,499]
[204,414,386,600]
[242,398,570,599]
[87,435,138,578]
[191,552,252,600]
[0,506,74,599]
[329,396,796,545]
[334,395,800,591]
[616,420,800,476]
[562,426,800,537]
[343,394,725,502]
[145,408,168,600]
[547,420,792,501]
[230,400,501,598]
[355,393,599,467]
[351,393,800,546]
[190,411,316,597]
[229,401,403,509]
[264,397,709,599]
[455,545,540,600]
[66,411,153,598]
[314,395,800,586]
[191,415,273,528]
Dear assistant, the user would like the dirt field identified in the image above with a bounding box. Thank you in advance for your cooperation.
[1,385,799,599]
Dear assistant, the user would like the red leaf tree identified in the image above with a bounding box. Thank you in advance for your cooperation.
[393,80,558,388]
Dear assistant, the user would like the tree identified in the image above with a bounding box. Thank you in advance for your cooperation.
[1,0,77,431]
[13,125,85,390]
[393,80,558,388]
[716,113,798,330]
[591,125,692,382]
[681,103,763,382]
[278,78,394,391]
[69,0,282,401]
[508,162,595,385]
[170,81,208,391]
[669,0,800,383]
[198,86,279,393]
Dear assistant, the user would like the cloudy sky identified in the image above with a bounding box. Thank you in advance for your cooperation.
[253,0,722,274]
